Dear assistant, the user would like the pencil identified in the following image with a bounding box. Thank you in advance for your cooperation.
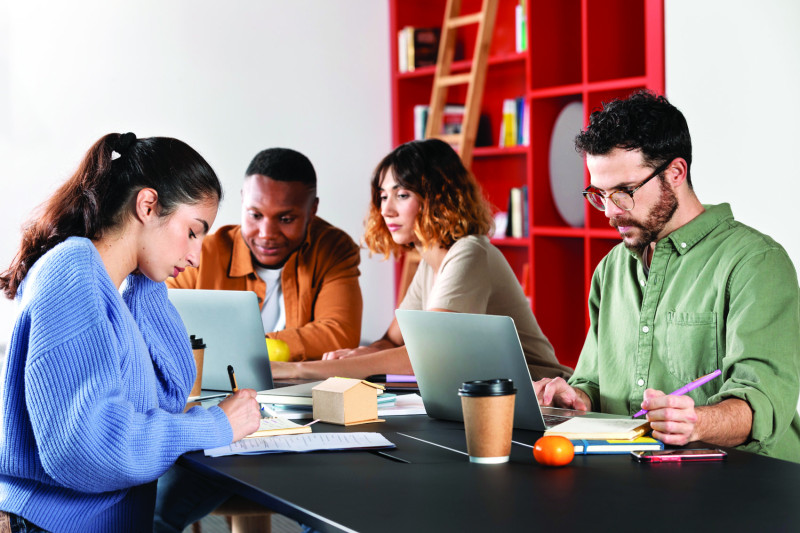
[227,365,239,393]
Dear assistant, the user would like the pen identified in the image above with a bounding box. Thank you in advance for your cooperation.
[633,369,722,418]
[227,365,239,393]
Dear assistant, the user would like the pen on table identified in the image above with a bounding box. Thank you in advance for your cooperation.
[227,365,239,393]
[633,369,722,418]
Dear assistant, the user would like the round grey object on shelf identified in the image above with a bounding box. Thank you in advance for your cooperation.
[549,101,585,227]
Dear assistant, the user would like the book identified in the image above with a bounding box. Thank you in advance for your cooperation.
[544,417,651,440]
[515,0,527,53]
[244,416,313,439]
[571,436,664,455]
[256,380,324,406]
[398,26,440,73]
[413,104,465,140]
[506,187,524,238]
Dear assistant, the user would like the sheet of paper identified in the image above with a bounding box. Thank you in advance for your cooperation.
[378,393,426,416]
[205,432,395,457]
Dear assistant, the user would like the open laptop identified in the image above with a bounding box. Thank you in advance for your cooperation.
[396,309,611,431]
[168,289,274,392]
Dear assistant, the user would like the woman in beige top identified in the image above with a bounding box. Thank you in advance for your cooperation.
[271,139,572,380]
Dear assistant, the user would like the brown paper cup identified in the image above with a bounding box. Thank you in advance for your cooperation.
[189,346,204,398]
[461,394,516,463]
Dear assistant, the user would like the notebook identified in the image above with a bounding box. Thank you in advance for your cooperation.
[395,309,621,431]
[168,289,274,392]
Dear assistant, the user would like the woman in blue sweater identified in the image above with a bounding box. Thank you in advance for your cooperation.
[0,133,261,532]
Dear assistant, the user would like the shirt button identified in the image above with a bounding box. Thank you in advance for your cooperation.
[640,280,645,286]
[642,326,650,333]
[637,379,645,387]
[680,242,687,248]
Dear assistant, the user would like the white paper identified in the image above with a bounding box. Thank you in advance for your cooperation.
[204,432,395,457]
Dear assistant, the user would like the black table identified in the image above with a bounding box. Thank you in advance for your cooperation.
[180,415,800,532]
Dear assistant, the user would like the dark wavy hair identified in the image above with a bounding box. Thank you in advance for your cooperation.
[364,139,493,258]
[575,89,693,187]
[0,132,222,299]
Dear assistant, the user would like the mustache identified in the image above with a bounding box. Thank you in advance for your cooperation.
[609,217,642,229]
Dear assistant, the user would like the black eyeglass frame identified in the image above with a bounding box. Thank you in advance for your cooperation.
[582,158,675,212]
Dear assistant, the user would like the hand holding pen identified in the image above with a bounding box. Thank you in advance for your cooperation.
[637,369,722,447]
[634,369,722,418]
[218,365,261,441]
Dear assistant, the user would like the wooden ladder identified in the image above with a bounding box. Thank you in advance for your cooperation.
[424,0,499,170]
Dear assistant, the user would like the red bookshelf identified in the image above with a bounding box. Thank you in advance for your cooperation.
[389,0,665,368]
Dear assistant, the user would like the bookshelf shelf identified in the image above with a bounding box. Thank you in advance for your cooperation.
[389,0,664,368]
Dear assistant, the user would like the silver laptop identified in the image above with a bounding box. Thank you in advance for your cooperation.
[396,309,607,431]
[168,289,274,392]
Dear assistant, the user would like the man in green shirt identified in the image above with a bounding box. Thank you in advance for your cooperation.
[537,90,800,462]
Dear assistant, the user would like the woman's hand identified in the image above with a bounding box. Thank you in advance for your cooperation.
[322,346,379,360]
[217,389,261,442]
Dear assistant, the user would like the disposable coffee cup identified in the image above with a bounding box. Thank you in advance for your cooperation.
[458,379,516,464]
[189,335,206,399]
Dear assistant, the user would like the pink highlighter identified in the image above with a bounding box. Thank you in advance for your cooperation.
[633,369,722,418]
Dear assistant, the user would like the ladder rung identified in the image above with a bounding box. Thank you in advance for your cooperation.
[435,73,471,87]
[446,13,483,28]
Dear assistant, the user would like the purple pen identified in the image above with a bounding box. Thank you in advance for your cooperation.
[633,369,722,418]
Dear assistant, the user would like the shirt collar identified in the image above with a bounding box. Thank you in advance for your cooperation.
[665,203,733,256]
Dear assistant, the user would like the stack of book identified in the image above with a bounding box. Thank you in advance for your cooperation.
[398,26,440,73]
[499,97,529,147]
[413,104,465,140]
[505,185,529,238]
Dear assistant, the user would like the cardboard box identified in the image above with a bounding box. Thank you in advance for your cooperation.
[312,378,385,426]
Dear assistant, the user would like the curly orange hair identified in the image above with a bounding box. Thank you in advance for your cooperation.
[363,139,493,258]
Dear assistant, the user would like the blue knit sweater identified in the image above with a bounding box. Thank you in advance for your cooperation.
[0,237,233,532]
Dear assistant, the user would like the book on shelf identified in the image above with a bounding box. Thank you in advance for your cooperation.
[413,104,465,140]
[398,26,440,73]
[544,417,651,440]
[498,97,528,148]
[244,416,312,439]
[505,186,528,238]
[571,436,664,455]
[515,0,528,53]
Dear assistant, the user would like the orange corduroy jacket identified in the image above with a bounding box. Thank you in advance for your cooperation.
[167,218,363,361]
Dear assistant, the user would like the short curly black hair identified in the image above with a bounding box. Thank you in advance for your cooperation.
[575,90,693,188]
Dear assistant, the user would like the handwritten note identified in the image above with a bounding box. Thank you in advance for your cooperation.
[205,432,396,457]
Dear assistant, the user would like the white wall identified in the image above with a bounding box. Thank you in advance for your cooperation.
[0,0,395,345]
[2,1,799,349]
[665,0,800,271]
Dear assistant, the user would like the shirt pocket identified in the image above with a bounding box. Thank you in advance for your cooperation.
[665,311,719,383]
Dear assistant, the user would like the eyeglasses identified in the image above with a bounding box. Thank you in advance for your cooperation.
[582,158,674,212]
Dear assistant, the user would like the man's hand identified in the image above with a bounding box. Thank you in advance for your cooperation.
[217,389,261,442]
[641,389,699,445]
[534,377,590,411]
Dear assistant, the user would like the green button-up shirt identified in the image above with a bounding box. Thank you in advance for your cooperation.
[570,203,800,462]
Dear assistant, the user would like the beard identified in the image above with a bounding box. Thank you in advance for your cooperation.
[610,177,678,255]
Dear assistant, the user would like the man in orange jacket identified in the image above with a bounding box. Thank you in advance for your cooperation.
[155,148,363,532]
[168,146,362,361]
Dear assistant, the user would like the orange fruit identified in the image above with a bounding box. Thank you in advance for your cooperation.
[266,338,291,362]
[533,436,574,467]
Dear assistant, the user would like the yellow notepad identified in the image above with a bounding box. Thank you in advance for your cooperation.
[544,417,650,440]
[244,416,312,439]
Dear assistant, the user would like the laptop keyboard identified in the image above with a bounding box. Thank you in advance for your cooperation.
[543,414,570,428]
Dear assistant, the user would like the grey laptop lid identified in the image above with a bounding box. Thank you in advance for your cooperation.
[396,309,554,431]
[168,289,274,392]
